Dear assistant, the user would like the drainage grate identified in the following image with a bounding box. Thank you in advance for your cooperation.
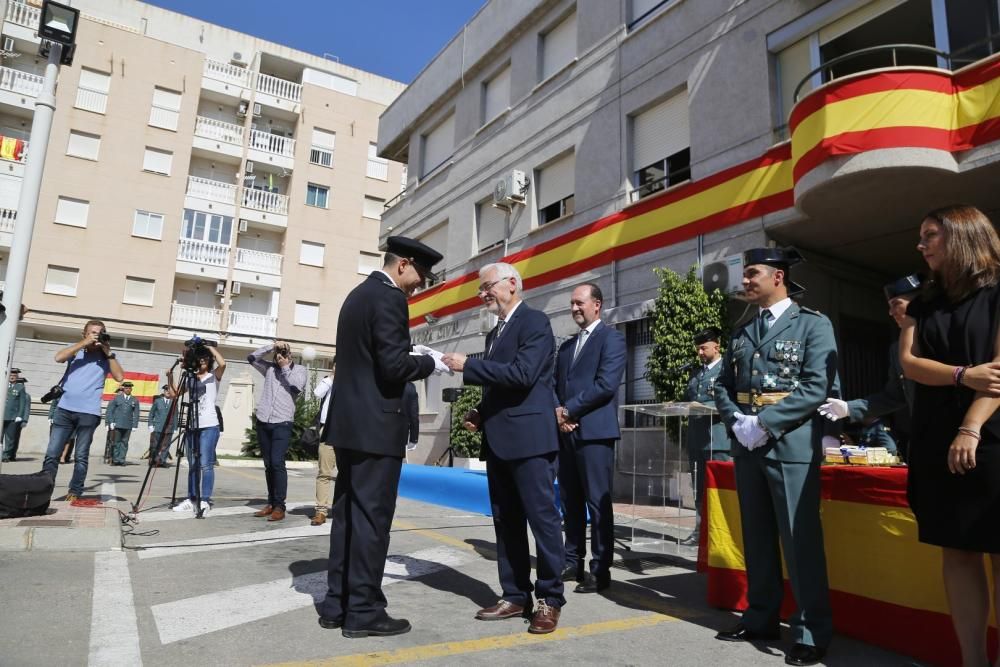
[17,520,73,527]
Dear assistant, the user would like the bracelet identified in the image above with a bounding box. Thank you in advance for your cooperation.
[957,427,981,441]
[956,366,970,387]
[953,366,964,386]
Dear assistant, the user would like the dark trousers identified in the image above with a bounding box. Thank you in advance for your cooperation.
[559,435,615,579]
[257,420,292,508]
[321,448,402,628]
[487,447,566,608]
[2,419,23,459]
[111,428,132,463]
[689,449,732,534]
[149,431,172,464]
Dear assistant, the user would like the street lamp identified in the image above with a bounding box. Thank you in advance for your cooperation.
[0,0,78,474]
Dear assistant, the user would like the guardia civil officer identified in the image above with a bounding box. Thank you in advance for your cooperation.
[681,328,730,547]
[106,381,140,466]
[712,247,839,667]
[147,384,178,467]
[2,368,29,461]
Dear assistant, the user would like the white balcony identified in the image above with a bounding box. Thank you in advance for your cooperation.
[0,66,43,98]
[4,1,39,29]
[170,303,222,331]
[366,157,389,181]
[242,188,288,215]
[248,129,295,158]
[186,176,238,205]
[235,247,282,275]
[228,310,277,337]
[202,59,254,90]
[256,72,301,102]
[74,87,108,115]
[177,238,230,267]
[195,116,244,145]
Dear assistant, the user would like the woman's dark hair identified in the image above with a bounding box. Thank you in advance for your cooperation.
[195,347,215,372]
[924,205,1000,302]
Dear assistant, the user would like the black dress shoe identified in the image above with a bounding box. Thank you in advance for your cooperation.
[785,643,825,666]
[679,532,700,547]
[715,623,780,642]
[318,615,342,629]
[574,573,610,593]
[559,564,583,582]
[342,615,411,638]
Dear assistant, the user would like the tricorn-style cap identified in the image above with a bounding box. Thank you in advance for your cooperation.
[693,327,721,345]
[9,368,20,374]
[743,246,806,296]
[385,236,444,282]
[120,381,134,388]
[883,274,923,301]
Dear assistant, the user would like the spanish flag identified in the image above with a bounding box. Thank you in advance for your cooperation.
[102,372,160,404]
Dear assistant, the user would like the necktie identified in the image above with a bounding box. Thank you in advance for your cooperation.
[488,319,505,356]
[573,329,589,361]
[757,308,771,339]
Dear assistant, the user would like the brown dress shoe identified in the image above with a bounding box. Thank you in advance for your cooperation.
[267,508,286,522]
[475,599,531,620]
[253,505,273,517]
[528,600,560,634]
[310,512,327,526]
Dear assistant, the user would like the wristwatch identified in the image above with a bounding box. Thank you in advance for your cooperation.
[105,352,116,360]
[560,407,571,420]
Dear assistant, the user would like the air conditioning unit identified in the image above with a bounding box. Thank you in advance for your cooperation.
[252,103,262,117]
[478,307,498,334]
[231,51,247,66]
[245,160,254,174]
[237,100,249,117]
[231,281,242,296]
[492,170,527,206]
[214,281,226,296]
[2,37,14,53]
[238,219,249,233]
[701,254,744,295]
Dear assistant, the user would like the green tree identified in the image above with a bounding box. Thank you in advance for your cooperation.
[446,386,483,460]
[646,265,728,402]
[242,394,321,461]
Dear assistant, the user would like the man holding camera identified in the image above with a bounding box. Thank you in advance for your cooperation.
[2,368,29,462]
[106,381,140,466]
[249,340,307,522]
[41,320,124,501]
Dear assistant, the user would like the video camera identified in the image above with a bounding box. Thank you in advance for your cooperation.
[181,335,218,372]
[40,384,65,404]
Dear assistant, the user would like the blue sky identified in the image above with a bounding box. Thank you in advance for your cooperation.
[143,0,485,83]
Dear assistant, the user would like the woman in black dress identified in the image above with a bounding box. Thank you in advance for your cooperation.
[899,204,1000,667]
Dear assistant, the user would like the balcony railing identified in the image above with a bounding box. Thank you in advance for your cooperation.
[186,176,238,205]
[4,1,39,29]
[0,208,15,232]
[0,67,43,98]
[242,188,289,215]
[177,238,230,267]
[235,247,282,275]
[170,303,222,331]
[228,310,277,337]
[203,59,254,89]
[248,129,296,158]
[366,157,389,181]
[194,116,244,145]
[256,72,302,102]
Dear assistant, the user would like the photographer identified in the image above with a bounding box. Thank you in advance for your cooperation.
[248,341,307,522]
[169,340,226,515]
[41,320,124,502]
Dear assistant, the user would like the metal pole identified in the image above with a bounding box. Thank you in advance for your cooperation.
[0,42,62,474]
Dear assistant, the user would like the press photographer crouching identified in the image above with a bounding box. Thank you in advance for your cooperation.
[169,336,226,516]
[41,320,124,502]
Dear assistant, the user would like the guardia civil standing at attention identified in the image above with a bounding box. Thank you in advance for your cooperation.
[106,381,141,466]
[712,247,839,667]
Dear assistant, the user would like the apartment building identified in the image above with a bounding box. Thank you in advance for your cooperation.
[0,0,405,362]
[377,0,1000,463]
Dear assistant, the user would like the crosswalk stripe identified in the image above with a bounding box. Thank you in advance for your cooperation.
[89,551,142,666]
[136,522,330,559]
[151,546,468,645]
[137,501,313,523]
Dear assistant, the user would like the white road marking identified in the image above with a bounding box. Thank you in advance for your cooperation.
[152,545,468,644]
[100,482,117,504]
[136,501,312,523]
[89,552,142,666]
[136,522,330,559]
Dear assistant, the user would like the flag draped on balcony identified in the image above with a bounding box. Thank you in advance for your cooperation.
[0,136,24,161]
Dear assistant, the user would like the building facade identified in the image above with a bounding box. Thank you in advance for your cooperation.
[0,0,406,453]
[377,0,1000,464]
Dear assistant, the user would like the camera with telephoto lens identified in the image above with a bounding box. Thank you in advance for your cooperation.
[98,331,111,344]
[40,384,65,404]
[181,335,218,372]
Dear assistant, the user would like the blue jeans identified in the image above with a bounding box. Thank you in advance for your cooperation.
[42,407,101,496]
[186,426,220,502]
[257,420,292,509]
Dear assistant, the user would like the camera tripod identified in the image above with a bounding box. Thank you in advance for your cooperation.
[131,360,208,519]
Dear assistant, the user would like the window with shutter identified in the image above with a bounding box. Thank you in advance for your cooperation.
[44,265,79,296]
[482,65,511,124]
[123,276,155,306]
[54,196,89,228]
[476,199,506,251]
[294,301,320,328]
[541,12,577,81]
[363,196,385,220]
[299,241,325,267]
[142,147,173,175]
[149,86,182,131]
[632,91,691,199]
[421,113,455,177]
[310,128,335,167]
[536,152,576,224]
[66,130,100,160]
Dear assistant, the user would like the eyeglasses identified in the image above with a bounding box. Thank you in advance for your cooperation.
[477,278,508,295]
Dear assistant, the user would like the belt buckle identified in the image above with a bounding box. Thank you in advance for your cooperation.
[751,393,763,408]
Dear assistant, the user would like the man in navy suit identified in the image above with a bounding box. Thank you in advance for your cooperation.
[553,283,626,593]
[318,236,444,639]
[443,262,565,634]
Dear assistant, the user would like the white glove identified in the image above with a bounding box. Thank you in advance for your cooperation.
[148,425,155,432]
[818,398,849,421]
[821,435,841,449]
[433,357,453,375]
[733,414,769,450]
[48,418,53,425]
[14,417,21,423]
[110,423,116,429]
[731,414,753,448]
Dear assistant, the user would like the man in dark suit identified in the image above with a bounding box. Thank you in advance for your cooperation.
[318,236,444,639]
[443,262,565,634]
[403,382,420,451]
[553,282,626,594]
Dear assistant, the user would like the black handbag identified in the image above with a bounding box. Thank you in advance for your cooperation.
[0,472,55,519]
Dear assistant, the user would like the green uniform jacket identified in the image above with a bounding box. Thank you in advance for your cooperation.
[714,302,840,463]
[4,383,28,422]
[147,395,178,433]
[685,361,728,455]
[106,394,141,429]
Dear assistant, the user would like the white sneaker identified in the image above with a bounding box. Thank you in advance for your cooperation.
[172,498,194,512]
[199,501,212,515]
